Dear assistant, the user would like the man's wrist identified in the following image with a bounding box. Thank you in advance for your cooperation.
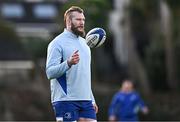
[67,60,72,67]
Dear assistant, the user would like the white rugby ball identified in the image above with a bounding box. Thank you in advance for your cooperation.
[85,27,106,48]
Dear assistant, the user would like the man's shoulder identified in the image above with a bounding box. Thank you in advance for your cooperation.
[79,36,89,48]
[114,92,124,97]
[132,91,140,95]
[129,91,141,99]
[79,36,86,41]
[53,32,67,41]
[49,32,67,45]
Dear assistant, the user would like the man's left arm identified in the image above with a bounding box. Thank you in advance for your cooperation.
[137,94,149,114]
[90,90,98,113]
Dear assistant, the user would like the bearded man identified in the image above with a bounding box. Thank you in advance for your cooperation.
[46,6,98,122]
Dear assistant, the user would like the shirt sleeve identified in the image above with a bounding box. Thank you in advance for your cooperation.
[46,42,70,80]
[108,94,119,117]
[136,93,146,109]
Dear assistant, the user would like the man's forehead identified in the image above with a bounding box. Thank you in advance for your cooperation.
[71,11,85,17]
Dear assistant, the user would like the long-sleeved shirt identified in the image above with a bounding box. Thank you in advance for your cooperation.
[46,29,95,103]
[108,91,146,121]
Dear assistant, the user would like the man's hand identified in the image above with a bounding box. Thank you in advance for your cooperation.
[108,115,116,122]
[67,50,80,67]
[93,103,98,113]
[142,106,149,114]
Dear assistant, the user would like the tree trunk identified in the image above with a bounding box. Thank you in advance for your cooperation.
[160,0,178,90]
[109,0,151,94]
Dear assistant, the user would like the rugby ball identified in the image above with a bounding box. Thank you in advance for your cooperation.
[85,27,106,48]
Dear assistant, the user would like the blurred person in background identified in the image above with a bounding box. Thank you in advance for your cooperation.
[46,6,98,122]
[108,79,148,122]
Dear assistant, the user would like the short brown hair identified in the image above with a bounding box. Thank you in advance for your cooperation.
[64,6,84,25]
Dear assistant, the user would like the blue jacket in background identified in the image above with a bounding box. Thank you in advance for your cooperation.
[108,91,146,121]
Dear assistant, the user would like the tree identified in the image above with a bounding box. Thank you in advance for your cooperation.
[0,21,28,60]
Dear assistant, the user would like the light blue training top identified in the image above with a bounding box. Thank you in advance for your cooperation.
[46,29,95,104]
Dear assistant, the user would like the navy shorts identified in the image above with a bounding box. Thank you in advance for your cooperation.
[52,101,96,121]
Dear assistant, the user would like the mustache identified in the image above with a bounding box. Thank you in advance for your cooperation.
[75,25,84,29]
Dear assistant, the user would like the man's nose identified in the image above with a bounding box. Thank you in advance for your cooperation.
[80,20,85,25]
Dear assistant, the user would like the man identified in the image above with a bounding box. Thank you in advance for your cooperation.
[108,79,148,122]
[46,6,98,122]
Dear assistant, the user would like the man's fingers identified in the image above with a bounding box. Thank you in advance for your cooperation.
[72,54,79,57]
[72,57,79,61]
[71,53,80,64]
[72,50,79,57]
[68,50,80,66]
[72,54,79,60]
[74,50,79,54]
[72,50,80,60]
[73,57,80,62]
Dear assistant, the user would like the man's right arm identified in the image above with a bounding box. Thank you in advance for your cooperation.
[46,43,70,80]
[108,94,118,121]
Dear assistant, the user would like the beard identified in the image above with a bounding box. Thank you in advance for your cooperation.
[71,23,85,37]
